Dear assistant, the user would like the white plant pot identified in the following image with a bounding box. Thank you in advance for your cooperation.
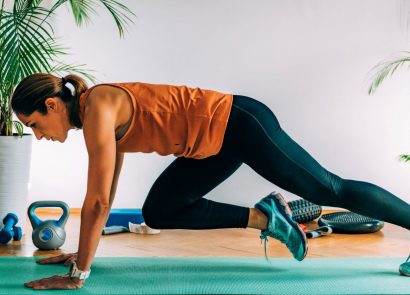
[0,134,32,234]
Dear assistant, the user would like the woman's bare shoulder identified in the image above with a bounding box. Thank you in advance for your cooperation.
[84,84,127,111]
[83,84,132,132]
[87,84,123,101]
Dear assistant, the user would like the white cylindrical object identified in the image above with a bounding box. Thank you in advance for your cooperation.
[0,134,33,235]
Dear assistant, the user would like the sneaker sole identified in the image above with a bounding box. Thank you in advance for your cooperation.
[270,192,308,261]
[399,267,410,277]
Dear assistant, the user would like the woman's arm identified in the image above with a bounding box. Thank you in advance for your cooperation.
[76,95,119,273]
[103,152,124,226]
[23,88,128,290]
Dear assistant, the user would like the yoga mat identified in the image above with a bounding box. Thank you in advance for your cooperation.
[0,257,408,294]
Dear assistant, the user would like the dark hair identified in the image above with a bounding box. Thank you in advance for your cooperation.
[11,73,88,128]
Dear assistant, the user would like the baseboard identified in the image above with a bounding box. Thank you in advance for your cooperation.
[34,208,82,214]
[34,208,342,215]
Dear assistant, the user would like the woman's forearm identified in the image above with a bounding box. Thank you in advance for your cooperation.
[77,154,124,271]
[76,200,110,271]
[104,152,124,225]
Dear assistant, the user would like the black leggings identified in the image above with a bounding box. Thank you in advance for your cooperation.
[142,95,410,231]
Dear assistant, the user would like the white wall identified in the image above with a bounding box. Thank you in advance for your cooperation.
[25,0,410,212]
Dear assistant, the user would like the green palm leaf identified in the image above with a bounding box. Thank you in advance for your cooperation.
[0,6,55,86]
[399,154,410,162]
[368,53,410,95]
[98,0,135,37]
[369,54,410,165]
[49,62,98,84]
[0,0,135,136]
[50,0,135,37]
[69,0,96,26]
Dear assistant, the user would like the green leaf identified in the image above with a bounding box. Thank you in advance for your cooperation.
[13,120,23,137]
[68,0,96,26]
[368,53,410,95]
[0,0,136,135]
[399,154,410,162]
[97,0,136,38]
[49,62,98,84]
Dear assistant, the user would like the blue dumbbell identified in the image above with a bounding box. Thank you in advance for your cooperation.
[0,213,22,244]
[13,226,22,241]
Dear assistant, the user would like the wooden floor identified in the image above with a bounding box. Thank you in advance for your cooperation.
[1,210,410,259]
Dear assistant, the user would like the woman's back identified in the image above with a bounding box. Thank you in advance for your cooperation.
[79,82,233,159]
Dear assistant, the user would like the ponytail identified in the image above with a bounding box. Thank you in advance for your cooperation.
[61,74,88,128]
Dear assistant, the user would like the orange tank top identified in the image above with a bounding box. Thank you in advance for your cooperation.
[79,82,234,159]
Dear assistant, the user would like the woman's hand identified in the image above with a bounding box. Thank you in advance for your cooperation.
[24,253,83,290]
[36,252,78,266]
[24,274,84,290]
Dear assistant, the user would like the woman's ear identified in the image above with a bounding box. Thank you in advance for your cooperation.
[44,97,58,112]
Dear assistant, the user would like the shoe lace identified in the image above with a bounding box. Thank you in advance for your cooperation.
[260,229,294,264]
[260,232,272,264]
[260,230,289,264]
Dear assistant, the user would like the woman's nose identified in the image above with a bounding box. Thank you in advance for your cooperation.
[32,129,43,140]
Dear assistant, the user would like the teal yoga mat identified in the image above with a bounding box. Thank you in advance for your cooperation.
[0,257,408,294]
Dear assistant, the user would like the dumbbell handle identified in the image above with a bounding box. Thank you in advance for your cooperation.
[2,213,18,230]
[28,201,69,228]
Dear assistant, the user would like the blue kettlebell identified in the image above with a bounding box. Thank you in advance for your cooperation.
[28,201,69,250]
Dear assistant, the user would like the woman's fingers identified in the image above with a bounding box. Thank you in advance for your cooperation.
[25,275,60,287]
[63,254,77,266]
[36,253,77,265]
[37,255,64,264]
[39,255,66,264]
[24,274,83,290]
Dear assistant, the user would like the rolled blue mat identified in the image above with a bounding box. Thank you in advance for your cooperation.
[105,209,144,227]
[102,225,129,235]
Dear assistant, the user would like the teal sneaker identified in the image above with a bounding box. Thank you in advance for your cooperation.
[255,191,308,262]
[399,254,410,276]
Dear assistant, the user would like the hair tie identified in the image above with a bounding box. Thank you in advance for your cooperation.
[62,78,76,97]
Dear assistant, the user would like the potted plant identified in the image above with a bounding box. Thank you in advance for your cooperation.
[0,0,134,234]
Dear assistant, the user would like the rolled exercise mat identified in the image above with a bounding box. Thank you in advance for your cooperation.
[105,209,144,227]
[287,199,322,223]
[102,225,129,235]
[318,211,384,233]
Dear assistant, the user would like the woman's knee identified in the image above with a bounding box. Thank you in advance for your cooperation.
[142,208,163,229]
[142,201,161,228]
[142,200,177,229]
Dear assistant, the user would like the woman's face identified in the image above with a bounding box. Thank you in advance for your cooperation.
[16,97,74,142]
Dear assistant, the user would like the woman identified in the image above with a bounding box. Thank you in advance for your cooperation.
[12,73,410,290]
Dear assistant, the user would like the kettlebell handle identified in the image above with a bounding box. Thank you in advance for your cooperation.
[28,201,70,228]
